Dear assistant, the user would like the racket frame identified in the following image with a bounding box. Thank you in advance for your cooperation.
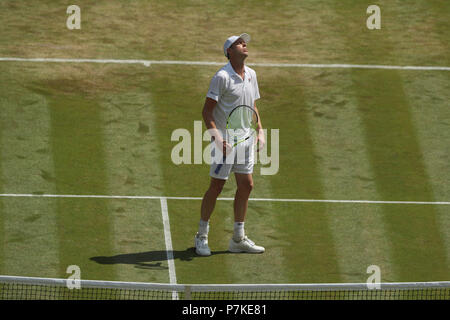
[214,105,258,174]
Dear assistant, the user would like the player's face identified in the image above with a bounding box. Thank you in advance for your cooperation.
[229,38,248,59]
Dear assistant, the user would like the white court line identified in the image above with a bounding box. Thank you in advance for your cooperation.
[0,193,449,205]
[159,197,178,300]
[1,57,450,71]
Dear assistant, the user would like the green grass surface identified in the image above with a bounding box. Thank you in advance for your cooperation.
[0,0,449,292]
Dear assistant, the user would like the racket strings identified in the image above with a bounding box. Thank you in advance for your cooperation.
[226,106,257,142]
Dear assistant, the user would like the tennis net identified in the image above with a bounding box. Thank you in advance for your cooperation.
[1,275,449,300]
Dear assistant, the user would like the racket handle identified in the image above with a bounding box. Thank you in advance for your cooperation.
[214,163,223,174]
[214,155,226,174]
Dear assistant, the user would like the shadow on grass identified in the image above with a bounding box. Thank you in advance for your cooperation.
[90,248,231,269]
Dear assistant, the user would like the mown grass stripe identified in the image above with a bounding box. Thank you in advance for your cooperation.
[351,69,448,281]
[45,87,115,281]
[98,75,170,284]
[403,73,450,270]
[0,80,60,278]
[261,70,341,283]
[389,0,450,268]
[420,0,450,267]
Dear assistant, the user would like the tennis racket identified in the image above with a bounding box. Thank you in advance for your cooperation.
[214,104,259,174]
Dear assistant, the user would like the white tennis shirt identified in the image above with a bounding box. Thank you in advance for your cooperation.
[206,62,260,131]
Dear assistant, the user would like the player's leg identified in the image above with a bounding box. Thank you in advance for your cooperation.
[202,152,233,225]
[229,173,264,253]
[201,177,226,223]
[195,178,226,256]
[233,173,253,225]
[195,150,232,257]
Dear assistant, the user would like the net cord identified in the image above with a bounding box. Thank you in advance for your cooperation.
[1,275,449,293]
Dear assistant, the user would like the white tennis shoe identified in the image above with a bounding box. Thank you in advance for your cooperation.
[194,233,211,256]
[228,236,265,253]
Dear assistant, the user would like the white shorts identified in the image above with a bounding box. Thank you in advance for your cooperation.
[209,137,255,180]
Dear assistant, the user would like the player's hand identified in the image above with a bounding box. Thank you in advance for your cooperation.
[223,140,233,156]
[256,129,265,152]
[214,138,232,156]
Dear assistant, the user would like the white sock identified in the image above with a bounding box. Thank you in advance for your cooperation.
[198,219,209,237]
[233,222,245,242]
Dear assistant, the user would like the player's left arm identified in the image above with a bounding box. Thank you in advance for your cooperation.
[254,103,265,152]
[251,70,264,152]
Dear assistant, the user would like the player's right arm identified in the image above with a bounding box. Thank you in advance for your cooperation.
[204,71,232,153]
[202,97,226,150]
[202,97,219,131]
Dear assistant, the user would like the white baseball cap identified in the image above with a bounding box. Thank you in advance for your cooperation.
[223,33,251,57]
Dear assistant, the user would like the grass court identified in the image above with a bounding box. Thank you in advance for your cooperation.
[0,1,449,288]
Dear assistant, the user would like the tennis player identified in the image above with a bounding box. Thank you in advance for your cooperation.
[195,33,265,256]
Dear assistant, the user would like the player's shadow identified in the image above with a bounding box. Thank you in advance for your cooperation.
[90,248,230,270]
